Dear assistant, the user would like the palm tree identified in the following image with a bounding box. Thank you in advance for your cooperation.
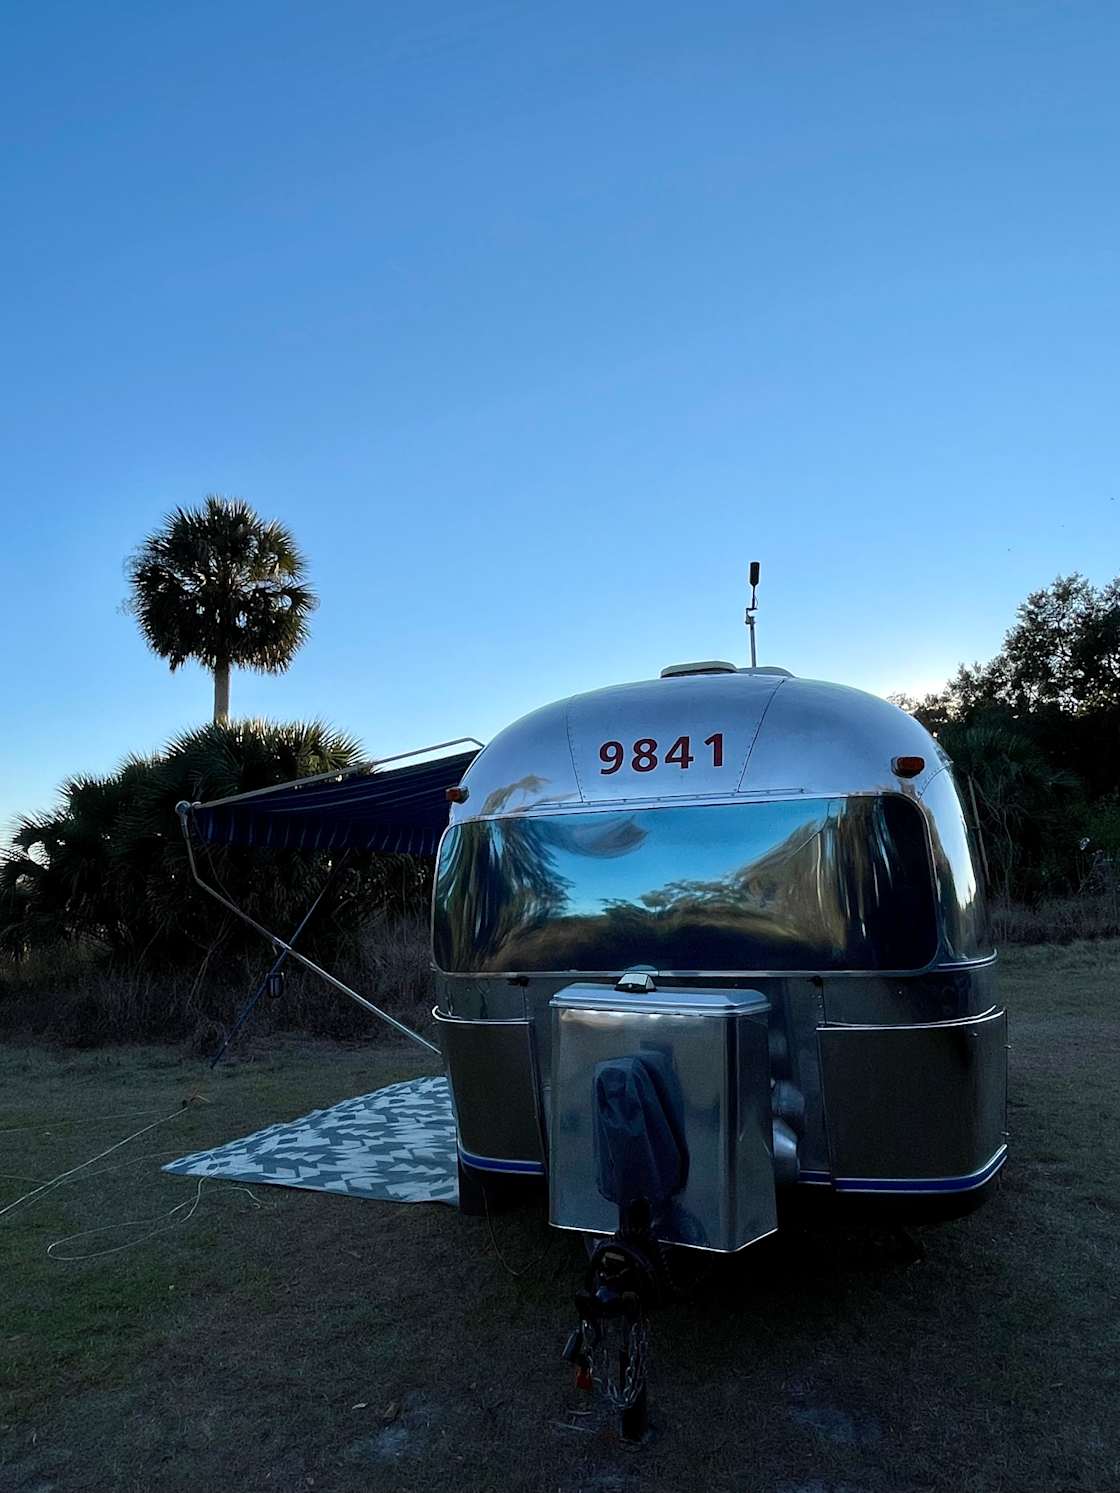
[126,495,317,722]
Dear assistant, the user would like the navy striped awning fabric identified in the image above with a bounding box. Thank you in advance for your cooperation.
[190,750,479,857]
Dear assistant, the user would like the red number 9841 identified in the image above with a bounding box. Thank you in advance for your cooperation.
[598,733,723,775]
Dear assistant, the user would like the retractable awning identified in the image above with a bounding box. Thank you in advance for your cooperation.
[188,741,481,858]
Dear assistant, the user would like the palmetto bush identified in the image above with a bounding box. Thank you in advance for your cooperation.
[0,720,433,1041]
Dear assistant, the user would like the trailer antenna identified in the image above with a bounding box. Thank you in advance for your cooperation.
[745,561,761,668]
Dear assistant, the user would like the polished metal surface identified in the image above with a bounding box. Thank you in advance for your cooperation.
[433,971,529,1021]
[771,1079,805,1130]
[616,970,657,993]
[548,985,777,1252]
[447,672,946,827]
[819,961,999,1026]
[432,963,1001,1181]
[433,796,939,977]
[436,669,982,979]
[433,1009,543,1164]
[779,977,828,1171]
[818,1008,1008,1183]
[920,767,995,961]
[428,667,1004,1217]
[739,677,946,801]
[771,1118,800,1185]
[659,660,739,677]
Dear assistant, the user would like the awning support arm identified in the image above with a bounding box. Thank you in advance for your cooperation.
[208,858,344,1069]
[176,804,441,1058]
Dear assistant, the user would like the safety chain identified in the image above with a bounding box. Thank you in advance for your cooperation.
[585,1310,650,1411]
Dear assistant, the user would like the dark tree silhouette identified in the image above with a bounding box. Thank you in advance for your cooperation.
[126,495,317,722]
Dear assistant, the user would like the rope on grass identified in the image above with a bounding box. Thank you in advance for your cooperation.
[482,1186,558,1281]
[0,1106,191,1136]
[0,1149,200,1193]
[0,1094,206,1222]
[45,1177,270,1261]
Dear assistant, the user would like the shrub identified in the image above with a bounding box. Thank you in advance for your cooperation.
[0,914,435,1050]
[992,890,1120,945]
[0,719,435,1045]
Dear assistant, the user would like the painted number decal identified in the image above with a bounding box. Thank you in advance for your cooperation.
[598,733,725,774]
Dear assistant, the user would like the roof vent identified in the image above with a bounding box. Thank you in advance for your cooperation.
[660,660,738,679]
[739,666,794,678]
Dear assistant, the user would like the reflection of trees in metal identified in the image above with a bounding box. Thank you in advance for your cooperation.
[478,776,550,818]
[435,798,937,974]
[548,816,649,859]
[609,811,836,964]
[434,816,572,972]
[435,816,651,971]
[920,769,992,960]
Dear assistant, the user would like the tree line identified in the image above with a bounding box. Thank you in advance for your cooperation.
[894,573,1120,903]
[2,494,1118,1016]
[2,498,428,1011]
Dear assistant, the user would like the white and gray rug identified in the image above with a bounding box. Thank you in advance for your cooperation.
[163,1074,458,1205]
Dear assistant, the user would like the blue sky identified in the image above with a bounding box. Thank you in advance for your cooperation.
[3,0,1118,832]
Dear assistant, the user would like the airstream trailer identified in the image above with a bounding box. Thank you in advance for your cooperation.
[433,664,1006,1233]
[179,657,1006,1438]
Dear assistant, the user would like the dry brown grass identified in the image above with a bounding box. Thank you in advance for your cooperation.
[5,889,1119,1053]
[993,891,1120,944]
[0,915,436,1050]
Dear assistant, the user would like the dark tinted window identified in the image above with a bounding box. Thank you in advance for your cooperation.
[433,796,937,974]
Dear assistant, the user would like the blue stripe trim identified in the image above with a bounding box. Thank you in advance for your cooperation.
[457,1148,1006,1190]
[797,1169,833,1186]
[457,1145,545,1176]
[833,1147,1007,1195]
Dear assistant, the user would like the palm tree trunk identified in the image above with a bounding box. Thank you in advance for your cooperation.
[213,662,231,723]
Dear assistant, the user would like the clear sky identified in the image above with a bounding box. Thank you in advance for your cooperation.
[3,0,1118,833]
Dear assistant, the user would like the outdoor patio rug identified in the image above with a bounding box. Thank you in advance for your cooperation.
[163,1074,459,1205]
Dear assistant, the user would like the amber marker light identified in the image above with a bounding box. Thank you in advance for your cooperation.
[446,785,469,803]
[892,755,925,778]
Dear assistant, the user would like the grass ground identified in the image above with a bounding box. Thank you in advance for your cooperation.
[1,943,1117,1493]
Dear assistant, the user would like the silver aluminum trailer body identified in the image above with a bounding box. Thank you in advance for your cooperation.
[432,667,1007,1249]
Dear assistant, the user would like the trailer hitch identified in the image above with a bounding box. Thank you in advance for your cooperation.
[563,1207,664,1441]
[559,1049,687,1440]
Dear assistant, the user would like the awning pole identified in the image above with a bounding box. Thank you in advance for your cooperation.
[208,865,340,1069]
[176,805,441,1058]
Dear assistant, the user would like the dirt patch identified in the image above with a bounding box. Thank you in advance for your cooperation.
[343,1390,449,1465]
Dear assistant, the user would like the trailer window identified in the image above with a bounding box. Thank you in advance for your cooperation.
[433,796,938,975]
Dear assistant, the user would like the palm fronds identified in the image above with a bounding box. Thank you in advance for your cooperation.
[0,718,415,975]
[125,495,318,716]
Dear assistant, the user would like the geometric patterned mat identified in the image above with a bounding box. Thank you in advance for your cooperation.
[162,1074,458,1205]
